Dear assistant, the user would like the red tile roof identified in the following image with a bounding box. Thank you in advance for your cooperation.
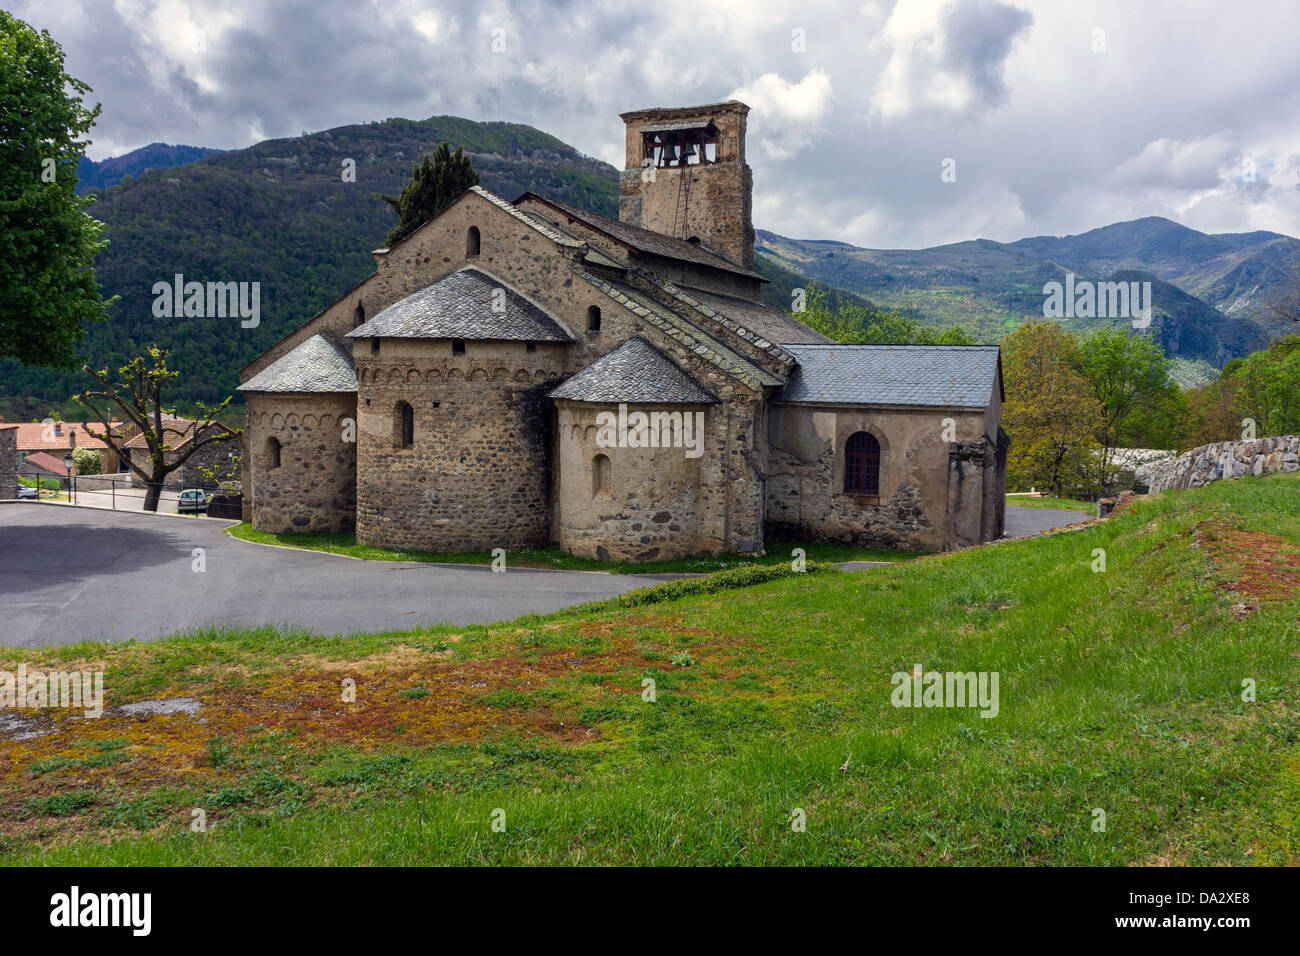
[20,451,69,474]
[123,418,204,450]
[11,421,123,452]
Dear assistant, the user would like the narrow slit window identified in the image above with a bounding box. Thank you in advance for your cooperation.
[397,402,414,449]
[592,453,611,498]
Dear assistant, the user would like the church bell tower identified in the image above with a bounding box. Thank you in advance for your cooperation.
[617,101,754,269]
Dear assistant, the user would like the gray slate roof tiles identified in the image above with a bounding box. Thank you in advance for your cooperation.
[548,337,718,404]
[577,270,782,390]
[521,194,764,280]
[238,333,356,393]
[346,268,572,342]
[779,345,1000,408]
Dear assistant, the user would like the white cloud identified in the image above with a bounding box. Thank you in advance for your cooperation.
[729,70,833,159]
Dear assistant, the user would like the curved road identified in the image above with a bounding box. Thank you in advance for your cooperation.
[0,504,673,648]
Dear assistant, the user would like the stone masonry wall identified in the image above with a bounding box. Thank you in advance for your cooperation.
[618,103,754,268]
[354,339,565,552]
[246,392,357,533]
[0,427,15,500]
[765,405,992,551]
[1144,435,1300,493]
[554,401,707,561]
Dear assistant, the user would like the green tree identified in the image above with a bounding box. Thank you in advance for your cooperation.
[376,142,479,247]
[1001,321,1103,495]
[1079,330,1176,484]
[793,283,975,345]
[1185,335,1300,445]
[0,11,113,366]
[74,348,241,512]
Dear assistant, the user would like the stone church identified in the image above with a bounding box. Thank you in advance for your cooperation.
[239,101,1008,560]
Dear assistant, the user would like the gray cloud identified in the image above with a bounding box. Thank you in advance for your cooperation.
[15,0,1300,247]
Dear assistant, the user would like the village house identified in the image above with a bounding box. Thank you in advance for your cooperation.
[6,419,128,473]
[238,101,1008,560]
[117,417,241,490]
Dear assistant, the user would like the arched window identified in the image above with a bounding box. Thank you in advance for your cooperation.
[353,302,365,327]
[266,437,281,470]
[396,401,414,448]
[466,226,481,257]
[586,305,601,332]
[592,453,611,498]
[844,431,880,496]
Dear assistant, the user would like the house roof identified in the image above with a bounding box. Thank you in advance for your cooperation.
[577,269,782,391]
[20,451,68,474]
[650,281,829,349]
[122,418,224,450]
[239,333,357,393]
[549,337,718,404]
[778,345,1002,408]
[517,193,764,281]
[11,421,121,451]
[346,268,572,342]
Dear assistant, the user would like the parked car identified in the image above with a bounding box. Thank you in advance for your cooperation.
[17,484,38,499]
[177,488,210,514]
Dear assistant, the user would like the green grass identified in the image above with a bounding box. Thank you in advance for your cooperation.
[1005,495,1094,512]
[224,523,917,573]
[2,474,1297,865]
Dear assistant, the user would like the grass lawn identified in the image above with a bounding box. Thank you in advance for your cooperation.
[225,523,917,574]
[1006,495,1094,512]
[1,474,1296,865]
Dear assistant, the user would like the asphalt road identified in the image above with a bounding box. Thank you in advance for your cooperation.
[0,504,673,648]
[1004,504,1092,537]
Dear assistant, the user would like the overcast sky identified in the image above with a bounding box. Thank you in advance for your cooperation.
[17,0,1300,248]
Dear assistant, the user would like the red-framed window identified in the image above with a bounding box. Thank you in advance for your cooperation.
[844,431,880,495]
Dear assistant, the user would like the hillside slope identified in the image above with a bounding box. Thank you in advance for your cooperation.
[0,116,620,418]
[2,473,1296,864]
[75,143,227,192]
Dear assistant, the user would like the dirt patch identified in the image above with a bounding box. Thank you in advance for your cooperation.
[0,637,670,835]
[1193,521,1300,605]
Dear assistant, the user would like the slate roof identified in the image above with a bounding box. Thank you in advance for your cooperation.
[346,268,572,342]
[778,345,1001,408]
[577,270,782,391]
[517,193,764,280]
[239,333,357,393]
[468,186,584,248]
[662,285,830,348]
[548,337,718,404]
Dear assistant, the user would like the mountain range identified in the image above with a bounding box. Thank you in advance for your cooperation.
[757,216,1298,376]
[4,118,1295,417]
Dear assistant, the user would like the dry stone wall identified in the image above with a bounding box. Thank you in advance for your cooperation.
[1144,435,1300,493]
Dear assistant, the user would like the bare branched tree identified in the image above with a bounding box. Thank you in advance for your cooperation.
[74,348,241,512]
